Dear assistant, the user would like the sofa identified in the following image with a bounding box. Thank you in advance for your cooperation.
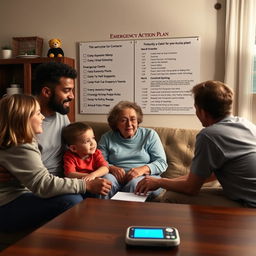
[0,121,221,251]
[85,121,221,201]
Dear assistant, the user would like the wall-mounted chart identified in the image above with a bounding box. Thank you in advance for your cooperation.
[135,37,200,114]
[79,41,134,114]
[79,37,200,114]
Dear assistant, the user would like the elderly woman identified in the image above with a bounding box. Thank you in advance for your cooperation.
[98,101,167,199]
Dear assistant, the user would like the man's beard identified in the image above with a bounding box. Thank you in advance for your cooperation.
[48,93,71,115]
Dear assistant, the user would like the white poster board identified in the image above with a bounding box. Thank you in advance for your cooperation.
[79,41,134,114]
[79,37,200,114]
[135,37,200,114]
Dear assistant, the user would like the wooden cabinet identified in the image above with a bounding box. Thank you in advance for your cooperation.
[0,57,76,122]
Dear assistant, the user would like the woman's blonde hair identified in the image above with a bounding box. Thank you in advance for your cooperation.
[0,94,38,148]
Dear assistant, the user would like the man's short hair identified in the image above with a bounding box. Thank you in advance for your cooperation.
[33,62,77,95]
[192,80,233,119]
[62,122,92,146]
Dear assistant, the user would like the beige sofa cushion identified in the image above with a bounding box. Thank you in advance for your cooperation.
[152,127,198,179]
[85,121,220,188]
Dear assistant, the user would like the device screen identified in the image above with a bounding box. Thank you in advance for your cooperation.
[132,227,164,239]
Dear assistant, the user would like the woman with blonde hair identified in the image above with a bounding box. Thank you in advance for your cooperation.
[0,94,111,232]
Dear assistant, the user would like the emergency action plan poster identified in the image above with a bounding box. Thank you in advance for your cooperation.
[79,37,200,114]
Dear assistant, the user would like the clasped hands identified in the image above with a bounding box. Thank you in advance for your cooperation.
[110,166,146,184]
[110,166,161,195]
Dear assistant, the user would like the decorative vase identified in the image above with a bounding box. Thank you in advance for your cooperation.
[2,49,12,59]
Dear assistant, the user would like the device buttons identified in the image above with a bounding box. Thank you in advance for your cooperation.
[165,227,177,239]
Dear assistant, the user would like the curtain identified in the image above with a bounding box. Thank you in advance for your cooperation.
[224,0,256,120]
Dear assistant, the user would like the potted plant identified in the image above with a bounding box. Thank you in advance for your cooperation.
[1,46,12,59]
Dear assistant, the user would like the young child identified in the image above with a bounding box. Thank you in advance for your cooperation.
[62,122,109,181]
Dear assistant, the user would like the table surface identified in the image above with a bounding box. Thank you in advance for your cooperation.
[2,198,256,256]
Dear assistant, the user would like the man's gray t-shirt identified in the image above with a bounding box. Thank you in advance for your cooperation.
[191,116,256,207]
[37,113,69,177]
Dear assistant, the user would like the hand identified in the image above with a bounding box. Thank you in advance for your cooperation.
[125,167,145,183]
[135,176,161,195]
[85,178,112,196]
[0,166,14,182]
[110,166,126,184]
[83,173,96,182]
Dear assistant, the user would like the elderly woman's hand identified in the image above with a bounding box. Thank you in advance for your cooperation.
[125,165,150,183]
[110,166,126,184]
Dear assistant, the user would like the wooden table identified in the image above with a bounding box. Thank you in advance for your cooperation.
[2,198,256,256]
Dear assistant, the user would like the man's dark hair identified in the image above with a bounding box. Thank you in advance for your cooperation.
[192,80,233,119]
[33,62,77,95]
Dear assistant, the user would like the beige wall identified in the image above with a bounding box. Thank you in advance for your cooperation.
[0,0,226,129]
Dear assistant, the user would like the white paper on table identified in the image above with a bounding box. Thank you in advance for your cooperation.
[111,192,148,202]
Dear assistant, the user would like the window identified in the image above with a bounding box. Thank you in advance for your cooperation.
[253,45,256,93]
[253,59,256,93]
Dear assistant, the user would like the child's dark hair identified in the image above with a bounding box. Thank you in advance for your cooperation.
[34,62,77,95]
[62,122,92,146]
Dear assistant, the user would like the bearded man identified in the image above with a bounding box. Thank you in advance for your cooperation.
[35,62,76,177]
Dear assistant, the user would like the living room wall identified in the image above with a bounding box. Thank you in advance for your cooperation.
[0,0,226,129]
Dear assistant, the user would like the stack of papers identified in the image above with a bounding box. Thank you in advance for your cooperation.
[111,192,148,202]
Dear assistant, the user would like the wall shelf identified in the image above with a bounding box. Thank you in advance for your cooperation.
[0,57,75,122]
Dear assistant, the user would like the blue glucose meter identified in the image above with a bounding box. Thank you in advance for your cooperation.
[125,226,180,247]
